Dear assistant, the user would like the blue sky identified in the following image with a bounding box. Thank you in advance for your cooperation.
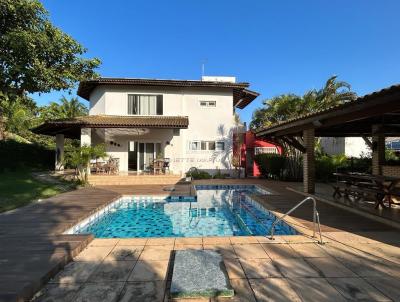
[34,0,400,124]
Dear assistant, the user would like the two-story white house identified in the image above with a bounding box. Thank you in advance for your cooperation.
[34,77,259,176]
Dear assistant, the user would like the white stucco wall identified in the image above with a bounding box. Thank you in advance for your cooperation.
[87,85,237,175]
[89,86,106,115]
[344,137,370,158]
[320,137,369,158]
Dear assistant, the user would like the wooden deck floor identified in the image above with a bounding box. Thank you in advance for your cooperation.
[0,187,120,301]
[0,179,398,301]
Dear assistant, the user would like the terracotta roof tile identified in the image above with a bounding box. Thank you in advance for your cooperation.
[77,77,259,108]
[49,115,189,128]
[32,115,189,138]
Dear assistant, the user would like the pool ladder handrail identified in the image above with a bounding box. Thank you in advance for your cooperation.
[269,197,324,244]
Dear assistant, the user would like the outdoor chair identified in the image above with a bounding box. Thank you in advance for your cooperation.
[153,159,164,174]
[95,162,106,174]
[144,164,153,175]
[105,158,119,174]
[163,158,170,174]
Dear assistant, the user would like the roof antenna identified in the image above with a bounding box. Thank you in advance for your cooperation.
[201,59,207,77]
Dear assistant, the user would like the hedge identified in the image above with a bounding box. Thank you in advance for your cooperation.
[0,140,54,171]
[254,153,286,179]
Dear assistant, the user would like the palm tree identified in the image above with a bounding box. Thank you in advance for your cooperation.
[249,76,357,180]
[250,94,303,129]
[314,76,357,110]
[58,96,88,118]
[250,76,357,130]
[39,96,88,121]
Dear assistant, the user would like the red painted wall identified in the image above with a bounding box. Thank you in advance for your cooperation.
[235,131,282,177]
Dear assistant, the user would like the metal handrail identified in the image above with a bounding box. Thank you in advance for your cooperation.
[269,197,323,244]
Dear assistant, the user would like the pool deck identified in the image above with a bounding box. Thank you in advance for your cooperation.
[1,180,400,301]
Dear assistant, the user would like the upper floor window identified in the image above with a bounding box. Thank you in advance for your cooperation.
[199,100,216,107]
[128,94,163,115]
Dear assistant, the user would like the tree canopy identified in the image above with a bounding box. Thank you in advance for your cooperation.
[0,0,100,140]
[0,0,100,96]
[39,96,88,121]
[250,76,357,130]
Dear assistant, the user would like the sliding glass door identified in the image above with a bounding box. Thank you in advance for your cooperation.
[128,141,162,172]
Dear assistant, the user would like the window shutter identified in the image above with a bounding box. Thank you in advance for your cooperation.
[156,95,163,115]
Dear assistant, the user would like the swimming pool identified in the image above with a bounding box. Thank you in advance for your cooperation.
[67,185,297,238]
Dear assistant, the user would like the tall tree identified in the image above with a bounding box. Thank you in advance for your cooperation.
[0,92,37,137]
[0,0,100,139]
[39,96,88,121]
[250,76,357,180]
[250,76,357,130]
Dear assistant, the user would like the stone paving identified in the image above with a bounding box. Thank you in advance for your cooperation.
[2,179,400,301]
[32,234,400,302]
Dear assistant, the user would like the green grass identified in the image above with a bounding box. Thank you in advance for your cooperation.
[0,170,73,213]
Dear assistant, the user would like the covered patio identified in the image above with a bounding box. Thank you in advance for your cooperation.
[256,84,400,223]
[32,115,189,177]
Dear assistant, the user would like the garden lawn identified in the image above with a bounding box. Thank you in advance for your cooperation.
[0,170,71,213]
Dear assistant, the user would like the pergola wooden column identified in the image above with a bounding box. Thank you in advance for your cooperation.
[255,84,400,194]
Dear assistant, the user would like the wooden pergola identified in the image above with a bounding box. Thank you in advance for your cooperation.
[255,84,400,193]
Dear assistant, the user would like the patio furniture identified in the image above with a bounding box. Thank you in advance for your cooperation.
[95,162,107,174]
[103,158,119,174]
[153,159,164,174]
[333,172,400,208]
[143,163,153,175]
[163,158,170,174]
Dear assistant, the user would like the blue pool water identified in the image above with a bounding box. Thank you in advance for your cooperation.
[73,185,297,238]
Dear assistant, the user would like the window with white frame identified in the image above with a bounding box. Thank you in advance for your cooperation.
[216,141,225,151]
[188,141,222,151]
[190,141,201,151]
[254,146,278,155]
[199,100,216,107]
[128,94,163,115]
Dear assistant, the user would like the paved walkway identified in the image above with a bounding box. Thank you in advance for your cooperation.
[288,182,400,227]
[1,179,400,301]
[0,184,193,301]
[33,235,400,302]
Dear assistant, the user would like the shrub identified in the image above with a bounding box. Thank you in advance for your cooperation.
[65,144,107,184]
[314,153,374,182]
[186,168,212,179]
[347,156,372,173]
[315,155,337,182]
[213,169,226,179]
[385,149,400,166]
[0,139,54,172]
[254,153,286,179]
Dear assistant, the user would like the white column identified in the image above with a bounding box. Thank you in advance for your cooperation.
[81,128,92,175]
[55,134,64,172]
[80,127,91,147]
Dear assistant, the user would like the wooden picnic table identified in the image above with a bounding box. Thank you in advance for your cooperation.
[333,172,400,208]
